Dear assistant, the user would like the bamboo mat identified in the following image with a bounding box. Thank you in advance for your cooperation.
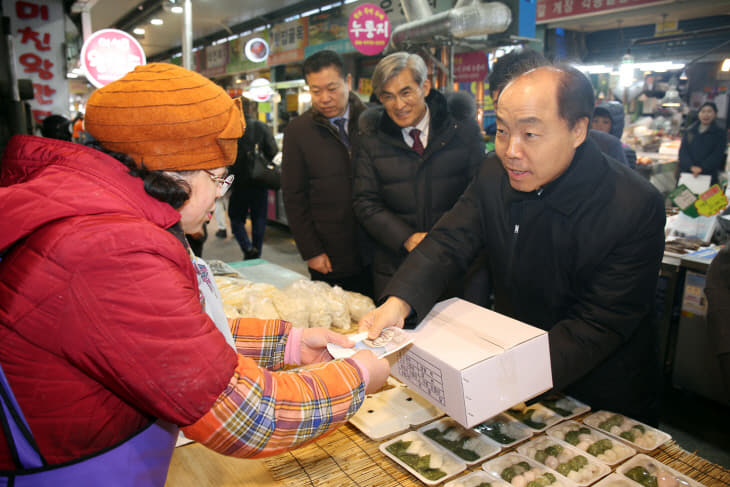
[264,423,729,487]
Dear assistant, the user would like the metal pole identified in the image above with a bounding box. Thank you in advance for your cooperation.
[182,0,192,69]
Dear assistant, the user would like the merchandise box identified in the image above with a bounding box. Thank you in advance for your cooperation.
[390,298,552,428]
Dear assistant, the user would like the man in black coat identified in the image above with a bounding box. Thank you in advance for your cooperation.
[359,65,666,425]
[353,52,483,297]
[282,50,372,296]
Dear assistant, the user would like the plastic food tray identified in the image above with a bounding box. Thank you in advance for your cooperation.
[482,452,577,487]
[349,386,443,441]
[445,469,511,487]
[506,403,565,432]
[418,417,501,466]
[546,420,636,466]
[536,394,591,421]
[379,430,467,486]
[592,473,640,487]
[616,453,706,487]
[582,411,671,453]
[472,413,534,448]
[516,435,611,486]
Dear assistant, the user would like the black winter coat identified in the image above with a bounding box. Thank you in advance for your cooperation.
[385,139,666,423]
[678,120,727,184]
[229,117,278,217]
[353,89,483,296]
[281,92,368,277]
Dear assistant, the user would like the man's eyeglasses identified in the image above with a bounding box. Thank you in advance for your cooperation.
[204,170,234,196]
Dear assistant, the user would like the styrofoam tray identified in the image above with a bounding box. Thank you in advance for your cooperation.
[473,413,533,448]
[536,394,591,420]
[445,470,511,487]
[583,411,671,453]
[418,417,501,466]
[592,473,640,487]
[482,452,577,487]
[547,420,636,466]
[616,453,705,487]
[516,435,611,486]
[506,403,564,432]
[380,430,467,486]
[349,386,443,441]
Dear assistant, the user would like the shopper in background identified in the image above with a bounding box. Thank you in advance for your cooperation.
[71,113,85,143]
[40,114,72,141]
[228,98,278,260]
[0,63,389,483]
[359,65,666,425]
[213,193,229,238]
[282,50,373,296]
[353,52,483,298]
[489,48,629,167]
[593,101,637,168]
[678,101,727,185]
[704,244,730,401]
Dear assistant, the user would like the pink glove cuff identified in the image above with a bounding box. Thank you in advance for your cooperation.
[284,327,303,365]
[348,358,371,389]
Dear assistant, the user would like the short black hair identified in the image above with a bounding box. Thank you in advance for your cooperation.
[555,64,594,133]
[488,48,548,96]
[699,101,718,114]
[303,50,345,79]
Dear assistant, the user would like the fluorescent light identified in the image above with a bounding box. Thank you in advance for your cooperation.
[171,5,183,13]
[722,59,730,72]
[150,18,163,25]
[573,64,613,74]
[133,27,145,35]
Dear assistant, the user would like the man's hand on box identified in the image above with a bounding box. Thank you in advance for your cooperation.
[358,296,411,339]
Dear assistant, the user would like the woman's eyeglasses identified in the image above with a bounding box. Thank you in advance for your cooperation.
[204,170,234,196]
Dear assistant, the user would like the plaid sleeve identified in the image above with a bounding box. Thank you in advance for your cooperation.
[181,353,366,458]
[229,317,290,369]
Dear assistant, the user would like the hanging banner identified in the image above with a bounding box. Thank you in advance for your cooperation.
[81,29,146,88]
[228,31,270,73]
[454,51,488,83]
[268,18,307,66]
[4,0,70,124]
[536,0,672,23]
[348,3,390,56]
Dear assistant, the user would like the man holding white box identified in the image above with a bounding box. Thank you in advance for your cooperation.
[359,65,666,425]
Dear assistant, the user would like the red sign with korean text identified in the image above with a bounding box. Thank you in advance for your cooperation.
[454,51,488,83]
[537,0,671,23]
[348,4,390,56]
[5,0,70,125]
[81,28,146,88]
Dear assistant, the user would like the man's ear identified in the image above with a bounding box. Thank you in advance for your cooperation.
[421,78,431,98]
[572,117,589,148]
[346,73,353,90]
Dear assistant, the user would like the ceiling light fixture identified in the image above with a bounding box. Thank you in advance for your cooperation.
[722,59,730,72]
[133,27,146,35]
[171,6,183,13]
[150,18,163,25]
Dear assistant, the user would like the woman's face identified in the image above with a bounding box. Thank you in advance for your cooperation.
[698,105,716,126]
[177,167,228,235]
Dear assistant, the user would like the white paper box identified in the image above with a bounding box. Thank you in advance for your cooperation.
[390,298,552,428]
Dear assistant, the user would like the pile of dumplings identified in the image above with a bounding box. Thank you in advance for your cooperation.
[215,276,375,330]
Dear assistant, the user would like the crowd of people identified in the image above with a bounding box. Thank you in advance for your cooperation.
[1,47,726,483]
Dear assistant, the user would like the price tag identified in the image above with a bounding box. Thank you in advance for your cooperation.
[694,184,728,217]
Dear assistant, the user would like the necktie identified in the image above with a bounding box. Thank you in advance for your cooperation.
[410,128,424,156]
[333,118,350,148]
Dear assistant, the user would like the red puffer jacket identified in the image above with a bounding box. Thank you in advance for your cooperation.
[0,135,237,468]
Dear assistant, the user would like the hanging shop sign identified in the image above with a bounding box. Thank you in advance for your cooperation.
[228,31,269,73]
[536,0,672,23]
[245,37,269,63]
[348,3,390,56]
[4,0,70,124]
[245,78,273,102]
[268,18,307,66]
[81,29,145,88]
[454,51,488,83]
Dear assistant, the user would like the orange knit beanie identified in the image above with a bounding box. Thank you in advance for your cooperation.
[85,63,245,171]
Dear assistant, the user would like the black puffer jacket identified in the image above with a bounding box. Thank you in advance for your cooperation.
[385,139,666,423]
[678,120,727,184]
[353,89,483,296]
[281,92,368,277]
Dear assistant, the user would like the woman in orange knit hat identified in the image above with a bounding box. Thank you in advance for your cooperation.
[0,63,388,486]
